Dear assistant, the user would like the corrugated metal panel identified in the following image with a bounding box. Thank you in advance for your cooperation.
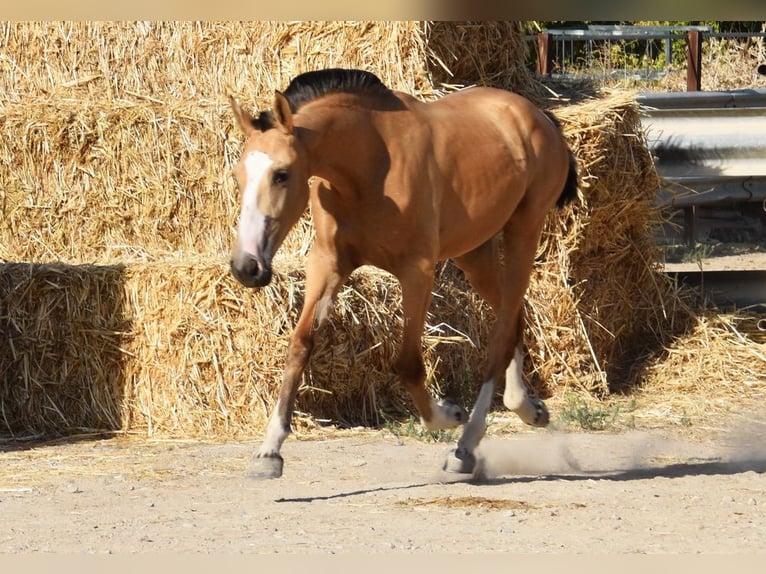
[638,89,766,110]
[639,90,766,180]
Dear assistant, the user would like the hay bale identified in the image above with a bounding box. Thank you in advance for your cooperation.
[425,21,539,93]
[120,254,493,437]
[0,97,237,262]
[0,255,486,438]
[527,90,679,396]
[0,22,436,104]
[0,263,127,435]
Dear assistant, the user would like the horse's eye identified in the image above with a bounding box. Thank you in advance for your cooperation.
[273,169,289,186]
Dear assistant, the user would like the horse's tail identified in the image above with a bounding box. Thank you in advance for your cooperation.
[543,110,579,209]
[556,148,579,209]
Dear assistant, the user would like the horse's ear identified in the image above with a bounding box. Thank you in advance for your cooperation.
[273,91,294,134]
[229,96,255,134]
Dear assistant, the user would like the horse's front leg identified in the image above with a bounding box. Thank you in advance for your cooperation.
[248,250,349,479]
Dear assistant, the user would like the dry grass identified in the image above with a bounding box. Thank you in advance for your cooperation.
[638,309,766,422]
[655,36,766,92]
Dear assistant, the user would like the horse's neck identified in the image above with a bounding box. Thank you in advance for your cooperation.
[298,104,383,197]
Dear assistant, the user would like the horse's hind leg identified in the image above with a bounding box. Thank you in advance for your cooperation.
[249,247,350,479]
[453,237,549,427]
[396,259,468,431]
[445,217,549,474]
[503,317,549,427]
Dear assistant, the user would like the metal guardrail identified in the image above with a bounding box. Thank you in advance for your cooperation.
[638,89,766,245]
[639,89,766,180]
[637,89,766,109]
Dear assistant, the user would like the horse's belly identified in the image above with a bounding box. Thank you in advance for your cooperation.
[435,179,523,260]
[436,211,509,260]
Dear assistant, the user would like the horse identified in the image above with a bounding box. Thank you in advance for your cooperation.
[229,68,578,479]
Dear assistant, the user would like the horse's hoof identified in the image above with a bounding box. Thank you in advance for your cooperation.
[440,399,469,426]
[247,454,284,479]
[529,399,550,427]
[423,399,469,430]
[443,447,476,474]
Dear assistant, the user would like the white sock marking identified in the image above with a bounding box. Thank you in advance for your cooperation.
[503,346,528,411]
[258,400,289,456]
[422,398,461,430]
[457,380,495,452]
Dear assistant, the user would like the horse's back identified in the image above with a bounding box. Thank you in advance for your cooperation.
[410,87,568,188]
[388,86,572,259]
[395,87,562,170]
[423,86,547,127]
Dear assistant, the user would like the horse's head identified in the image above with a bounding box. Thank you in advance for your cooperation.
[228,92,310,288]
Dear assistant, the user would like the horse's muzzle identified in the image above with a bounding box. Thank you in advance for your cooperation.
[230,255,273,288]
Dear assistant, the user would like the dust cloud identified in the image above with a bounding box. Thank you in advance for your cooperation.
[470,420,766,481]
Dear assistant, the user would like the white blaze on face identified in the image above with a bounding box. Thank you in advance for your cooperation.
[237,151,274,257]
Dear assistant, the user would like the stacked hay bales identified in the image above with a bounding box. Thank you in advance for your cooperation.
[0,21,538,437]
[2,22,758,439]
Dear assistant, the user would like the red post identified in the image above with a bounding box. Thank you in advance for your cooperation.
[536,32,552,76]
[686,30,702,91]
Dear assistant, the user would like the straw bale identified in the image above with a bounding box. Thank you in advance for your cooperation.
[424,21,540,94]
[0,262,128,435]
[0,22,436,105]
[0,96,238,262]
[0,254,490,438]
[526,90,680,397]
[425,92,686,402]
[120,254,499,437]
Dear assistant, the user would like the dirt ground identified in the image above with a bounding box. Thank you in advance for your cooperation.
[2,407,766,555]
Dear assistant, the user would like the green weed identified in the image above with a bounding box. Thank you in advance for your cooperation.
[556,396,636,431]
[381,412,458,443]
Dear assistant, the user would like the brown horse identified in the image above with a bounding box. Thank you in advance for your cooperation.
[229,69,577,478]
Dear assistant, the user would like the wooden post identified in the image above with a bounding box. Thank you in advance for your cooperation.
[536,32,552,76]
[684,206,698,247]
[686,29,702,91]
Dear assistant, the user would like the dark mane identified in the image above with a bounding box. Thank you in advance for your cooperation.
[282,68,391,112]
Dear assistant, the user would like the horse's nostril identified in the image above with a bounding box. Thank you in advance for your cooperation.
[230,255,272,287]
[244,256,261,277]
